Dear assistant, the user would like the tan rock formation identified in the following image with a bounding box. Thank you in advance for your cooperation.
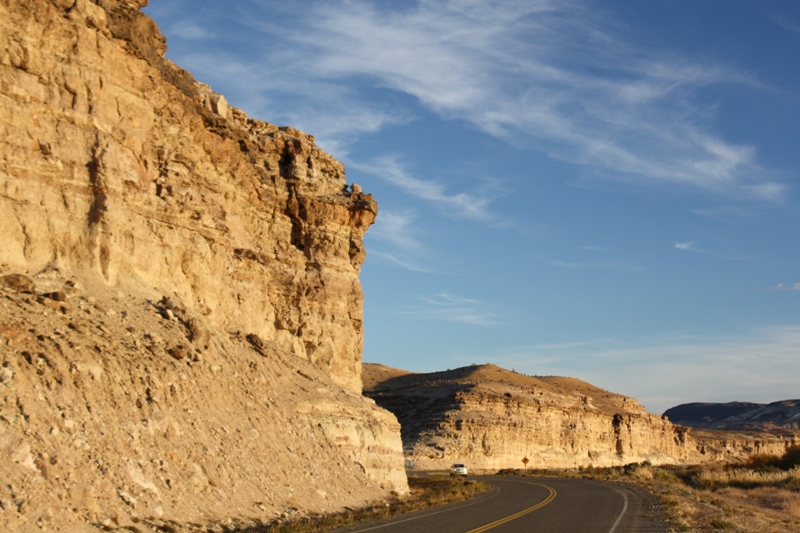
[364,364,798,471]
[1,275,406,532]
[0,0,374,392]
[0,0,407,530]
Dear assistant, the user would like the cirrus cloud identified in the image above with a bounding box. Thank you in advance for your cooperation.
[147,0,786,201]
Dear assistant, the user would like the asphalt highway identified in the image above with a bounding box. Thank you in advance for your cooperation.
[330,476,668,533]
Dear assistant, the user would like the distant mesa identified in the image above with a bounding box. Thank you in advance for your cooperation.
[663,400,800,431]
[363,363,799,472]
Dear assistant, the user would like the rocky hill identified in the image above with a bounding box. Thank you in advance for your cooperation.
[664,400,800,431]
[0,1,405,531]
[364,363,799,471]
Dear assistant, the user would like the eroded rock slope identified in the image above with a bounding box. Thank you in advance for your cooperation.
[1,276,406,532]
[1,0,406,531]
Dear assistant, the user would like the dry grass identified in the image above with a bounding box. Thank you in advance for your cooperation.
[717,487,800,518]
[253,475,491,533]
[629,463,655,481]
[695,466,800,490]
[573,463,800,532]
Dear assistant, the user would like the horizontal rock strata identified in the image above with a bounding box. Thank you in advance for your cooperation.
[0,0,406,530]
[364,364,798,471]
[0,0,375,392]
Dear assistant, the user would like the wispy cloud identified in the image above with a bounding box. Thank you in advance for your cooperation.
[352,156,499,221]
[766,11,800,34]
[421,292,482,306]
[368,210,423,254]
[156,49,408,156]
[550,259,640,271]
[691,205,756,221]
[270,0,780,199]
[487,325,800,414]
[399,292,502,326]
[365,209,440,272]
[369,252,437,274]
[771,283,800,292]
[153,0,784,201]
[168,21,214,40]
[674,241,708,253]
[675,241,754,261]
[674,241,696,251]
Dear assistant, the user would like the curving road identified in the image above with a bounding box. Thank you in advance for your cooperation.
[331,476,668,533]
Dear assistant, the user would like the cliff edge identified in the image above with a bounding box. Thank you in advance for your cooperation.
[1,0,376,392]
[0,0,406,531]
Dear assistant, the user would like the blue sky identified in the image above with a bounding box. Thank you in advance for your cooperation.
[144,0,800,414]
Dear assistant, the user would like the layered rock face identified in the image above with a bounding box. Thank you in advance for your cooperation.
[1,0,374,392]
[0,0,407,530]
[364,364,798,471]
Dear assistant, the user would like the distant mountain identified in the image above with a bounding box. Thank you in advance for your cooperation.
[663,400,800,430]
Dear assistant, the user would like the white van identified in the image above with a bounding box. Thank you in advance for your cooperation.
[450,463,468,476]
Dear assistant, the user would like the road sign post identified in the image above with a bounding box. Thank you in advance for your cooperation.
[522,456,529,471]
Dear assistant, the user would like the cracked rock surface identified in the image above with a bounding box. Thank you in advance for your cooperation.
[0,0,405,531]
[0,270,405,532]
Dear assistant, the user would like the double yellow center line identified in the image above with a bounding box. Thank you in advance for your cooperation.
[464,483,557,533]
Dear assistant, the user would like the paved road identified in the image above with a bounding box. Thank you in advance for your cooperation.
[330,476,668,533]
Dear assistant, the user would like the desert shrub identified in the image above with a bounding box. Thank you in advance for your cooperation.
[624,462,655,480]
[744,453,781,470]
[653,467,682,484]
[741,446,800,472]
[788,466,800,488]
[633,465,655,480]
[408,476,487,504]
[496,468,522,476]
[780,445,800,470]
[623,461,650,474]
[709,517,735,529]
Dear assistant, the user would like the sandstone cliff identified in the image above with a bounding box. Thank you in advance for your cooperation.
[1,0,407,531]
[364,364,798,471]
[1,0,374,392]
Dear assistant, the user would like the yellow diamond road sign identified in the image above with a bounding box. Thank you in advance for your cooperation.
[522,456,529,465]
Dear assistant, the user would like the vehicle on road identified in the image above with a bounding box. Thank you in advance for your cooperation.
[450,463,468,476]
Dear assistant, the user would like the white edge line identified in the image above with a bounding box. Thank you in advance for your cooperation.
[608,486,629,533]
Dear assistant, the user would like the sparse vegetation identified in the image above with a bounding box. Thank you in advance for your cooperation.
[695,466,800,490]
[709,517,736,530]
[255,475,490,533]
[497,446,800,532]
[742,445,800,472]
